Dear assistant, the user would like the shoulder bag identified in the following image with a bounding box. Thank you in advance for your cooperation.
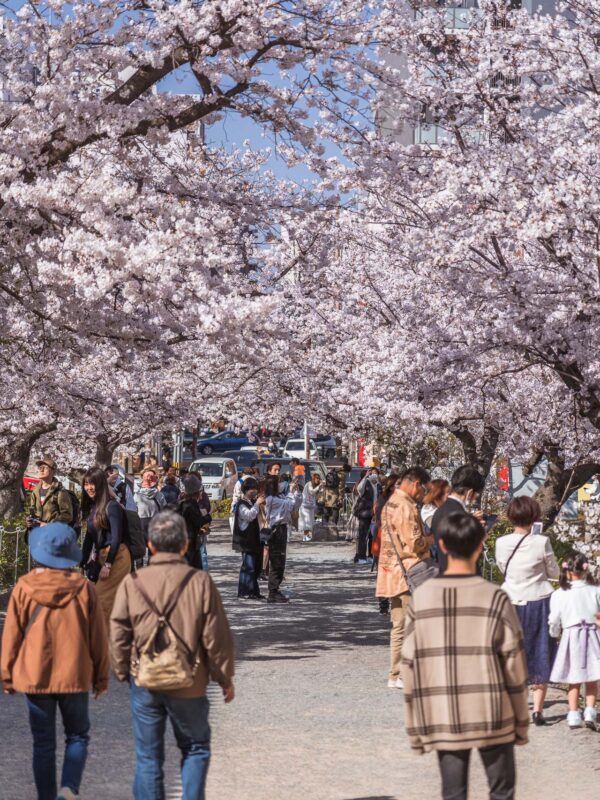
[500,532,531,580]
[384,517,438,594]
[259,497,274,545]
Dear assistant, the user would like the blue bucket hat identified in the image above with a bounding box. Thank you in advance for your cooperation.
[29,522,82,569]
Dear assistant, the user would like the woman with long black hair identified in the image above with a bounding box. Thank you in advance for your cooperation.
[80,467,131,625]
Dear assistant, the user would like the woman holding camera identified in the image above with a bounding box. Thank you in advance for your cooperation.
[299,473,322,542]
[264,475,302,603]
[232,477,266,599]
[80,467,131,625]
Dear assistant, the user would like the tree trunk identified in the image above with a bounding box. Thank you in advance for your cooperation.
[95,434,116,470]
[0,421,58,518]
[530,445,600,527]
[449,423,500,483]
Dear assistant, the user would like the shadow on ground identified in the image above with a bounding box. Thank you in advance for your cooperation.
[207,539,390,664]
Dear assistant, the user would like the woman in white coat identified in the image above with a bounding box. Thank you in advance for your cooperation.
[299,474,322,542]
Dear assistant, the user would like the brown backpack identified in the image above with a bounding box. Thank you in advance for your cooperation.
[130,570,200,691]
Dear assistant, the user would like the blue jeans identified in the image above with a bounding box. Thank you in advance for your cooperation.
[25,692,90,800]
[130,682,211,800]
[238,551,262,597]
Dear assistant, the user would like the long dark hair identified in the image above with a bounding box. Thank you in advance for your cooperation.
[81,467,112,530]
[382,473,401,504]
[265,475,280,497]
[559,552,595,590]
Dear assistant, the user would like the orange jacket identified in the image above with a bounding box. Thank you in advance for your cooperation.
[1,568,109,694]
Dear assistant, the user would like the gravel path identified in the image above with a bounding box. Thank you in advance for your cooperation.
[1,525,599,799]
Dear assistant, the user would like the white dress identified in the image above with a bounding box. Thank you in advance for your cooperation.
[548,582,600,684]
[298,484,320,532]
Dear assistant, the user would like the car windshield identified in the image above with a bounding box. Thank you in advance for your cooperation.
[190,463,223,477]
[286,440,314,449]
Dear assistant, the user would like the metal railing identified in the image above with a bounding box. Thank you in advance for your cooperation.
[0,525,30,592]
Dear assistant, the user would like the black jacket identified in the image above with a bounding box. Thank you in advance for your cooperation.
[232,500,261,556]
[430,498,466,575]
[178,499,211,569]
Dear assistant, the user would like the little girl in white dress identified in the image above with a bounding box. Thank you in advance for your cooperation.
[548,553,600,729]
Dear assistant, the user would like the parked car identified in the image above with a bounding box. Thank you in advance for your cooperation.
[189,457,238,500]
[195,430,251,455]
[313,434,337,459]
[222,450,264,470]
[345,466,367,494]
[254,458,327,483]
[283,438,319,460]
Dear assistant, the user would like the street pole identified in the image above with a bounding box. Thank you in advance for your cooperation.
[304,420,309,461]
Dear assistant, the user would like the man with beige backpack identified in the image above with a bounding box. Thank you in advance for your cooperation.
[109,510,235,800]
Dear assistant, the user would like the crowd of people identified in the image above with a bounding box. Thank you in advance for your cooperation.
[370,463,600,800]
[0,453,234,799]
[2,454,600,800]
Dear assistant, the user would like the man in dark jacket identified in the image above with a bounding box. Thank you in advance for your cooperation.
[27,456,74,529]
[353,468,380,563]
[177,475,211,570]
[430,465,486,574]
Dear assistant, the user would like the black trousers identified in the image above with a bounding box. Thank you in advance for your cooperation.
[437,743,515,800]
[268,525,287,596]
[356,516,372,560]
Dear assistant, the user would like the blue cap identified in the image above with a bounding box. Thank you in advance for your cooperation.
[29,522,82,569]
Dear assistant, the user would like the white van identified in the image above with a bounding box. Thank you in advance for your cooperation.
[283,438,319,460]
[189,457,238,501]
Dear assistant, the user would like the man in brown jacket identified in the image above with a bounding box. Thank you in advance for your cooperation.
[376,466,432,689]
[1,522,108,800]
[401,512,529,800]
[110,510,235,800]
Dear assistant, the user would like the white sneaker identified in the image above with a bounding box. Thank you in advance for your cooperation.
[355,559,368,565]
[387,678,404,689]
[584,707,598,730]
[56,789,77,800]
[303,535,312,542]
[567,710,583,728]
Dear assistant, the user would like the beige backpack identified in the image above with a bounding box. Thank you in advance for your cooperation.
[131,570,200,691]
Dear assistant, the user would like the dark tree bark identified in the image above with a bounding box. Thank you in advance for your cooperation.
[448,423,500,483]
[0,421,58,518]
[527,444,600,527]
[94,433,119,470]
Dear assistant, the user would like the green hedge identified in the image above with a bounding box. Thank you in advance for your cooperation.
[211,498,232,519]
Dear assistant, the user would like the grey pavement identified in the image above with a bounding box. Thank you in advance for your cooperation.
[1,525,599,799]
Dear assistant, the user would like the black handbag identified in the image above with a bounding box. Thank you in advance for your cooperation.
[259,526,273,545]
[84,559,101,583]
[260,496,275,544]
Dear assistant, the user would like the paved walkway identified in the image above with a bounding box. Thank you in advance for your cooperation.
[1,526,599,799]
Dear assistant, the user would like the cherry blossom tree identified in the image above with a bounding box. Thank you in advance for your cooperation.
[0,1,406,514]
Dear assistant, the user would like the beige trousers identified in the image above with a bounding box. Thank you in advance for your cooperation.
[389,593,409,680]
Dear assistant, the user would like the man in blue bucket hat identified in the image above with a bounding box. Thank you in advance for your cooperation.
[1,522,109,800]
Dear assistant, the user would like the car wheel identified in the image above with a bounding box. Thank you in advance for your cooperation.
[202,445,213,455]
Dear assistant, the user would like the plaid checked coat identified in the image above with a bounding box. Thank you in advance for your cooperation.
[401,575,529,753]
